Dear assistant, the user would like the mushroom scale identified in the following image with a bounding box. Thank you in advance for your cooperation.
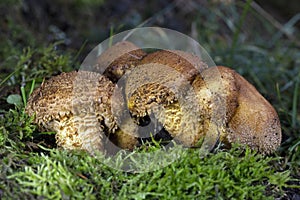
[26,71,117,153]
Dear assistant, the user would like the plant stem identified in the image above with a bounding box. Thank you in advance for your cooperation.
[292,72,300,128]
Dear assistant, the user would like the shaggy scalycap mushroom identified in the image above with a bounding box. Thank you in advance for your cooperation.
[26,42,147,153]
[26,41,282,154]
[26,71,116,153]
[126,50,281,153]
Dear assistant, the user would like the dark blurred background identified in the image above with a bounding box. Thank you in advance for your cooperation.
[1,0,299,63]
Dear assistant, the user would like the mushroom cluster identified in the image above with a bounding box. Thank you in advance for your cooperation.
[26,41,281,154]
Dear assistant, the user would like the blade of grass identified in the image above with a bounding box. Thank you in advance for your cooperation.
[292,72,300,128]
[29,79,36,97]
[20,86,26,107]
[108,26,114,47]
[72,39,88,66]
[0,69,18,87]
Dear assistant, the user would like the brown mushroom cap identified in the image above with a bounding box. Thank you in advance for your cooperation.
[96,41,147,82]
[126,51,281,153]
[199,66,239,122]
[26,71,116,153]
[223,66,282,154]
[139,50,207,83]
[189,67,239,149]
[125,50,210,147]
[168,50,208,73]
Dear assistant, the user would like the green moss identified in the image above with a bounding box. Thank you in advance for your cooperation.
[0,108,36,151]
[7,154,95,199]
[0,145,292,199]
[0,44,75,88]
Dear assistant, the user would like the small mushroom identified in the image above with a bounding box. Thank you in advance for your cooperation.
[26,71,116,153]
[26,42,146,154]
